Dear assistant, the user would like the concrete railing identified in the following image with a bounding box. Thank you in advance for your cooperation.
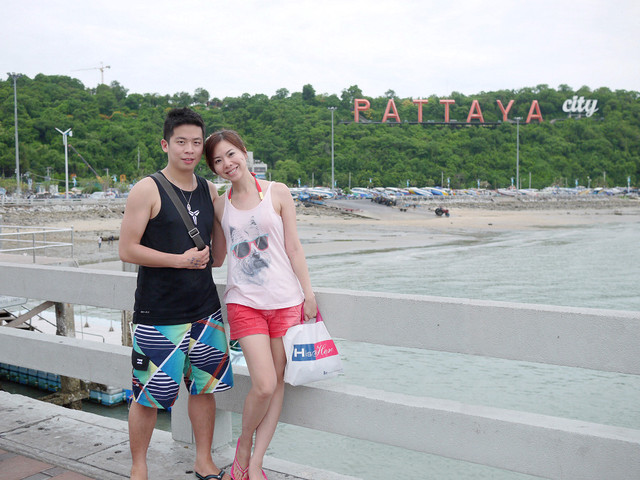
[0,261,639,479]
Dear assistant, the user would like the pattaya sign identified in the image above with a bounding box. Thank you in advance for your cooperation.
[354,98,544,124]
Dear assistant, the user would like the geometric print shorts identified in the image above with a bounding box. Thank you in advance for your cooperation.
[131,309,234,410]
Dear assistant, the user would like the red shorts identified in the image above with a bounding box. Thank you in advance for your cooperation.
[226,303,303,340]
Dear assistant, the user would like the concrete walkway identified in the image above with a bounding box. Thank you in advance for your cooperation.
[0,392,358,480]
[1,447,94,479]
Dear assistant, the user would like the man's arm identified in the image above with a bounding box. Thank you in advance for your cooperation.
[119,177,210,269]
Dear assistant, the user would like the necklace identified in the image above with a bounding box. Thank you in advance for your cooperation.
[178,182,194,210]
[165,172,199,225]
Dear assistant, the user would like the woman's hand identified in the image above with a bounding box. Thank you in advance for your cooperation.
[303,295,317,321]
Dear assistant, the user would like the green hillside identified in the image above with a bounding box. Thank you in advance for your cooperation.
[1,75,638,193]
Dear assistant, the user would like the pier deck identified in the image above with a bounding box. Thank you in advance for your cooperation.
[0,391,354,480]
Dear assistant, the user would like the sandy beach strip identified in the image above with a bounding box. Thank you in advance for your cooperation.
[1,197,638,264]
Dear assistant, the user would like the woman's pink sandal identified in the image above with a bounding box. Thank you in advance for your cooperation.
[230,440,248,480]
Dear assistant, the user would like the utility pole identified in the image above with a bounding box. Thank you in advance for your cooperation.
[328,107,337,193]
[515,117,522,190]
[10,73,21,195]
[55,128,72,199]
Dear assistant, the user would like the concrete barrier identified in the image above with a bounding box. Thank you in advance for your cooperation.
[1,262,639,479]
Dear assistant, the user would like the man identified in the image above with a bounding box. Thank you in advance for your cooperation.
[119,108,232,480]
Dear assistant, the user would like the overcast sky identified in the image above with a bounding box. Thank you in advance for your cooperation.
[3,0,639,99]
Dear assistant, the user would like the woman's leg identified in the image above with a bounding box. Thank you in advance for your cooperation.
[236,334,278,477]
[248,336,287,479]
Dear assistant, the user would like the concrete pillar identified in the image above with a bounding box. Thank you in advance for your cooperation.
[55,302,75,337]
[171,383,232,448]
[121,262,137,347]
[121,311,133,346]
[54,302,85,409]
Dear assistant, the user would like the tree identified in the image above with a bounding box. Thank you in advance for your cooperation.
[193,88,210,104]
[302,84,316,104]
[0,74,638,192]
[171,91,193,106]
[274,88,289,99]
[341,85,363,109]
[110,81,129,102]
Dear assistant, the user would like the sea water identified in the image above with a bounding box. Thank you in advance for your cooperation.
[305,221,639,311]
[265,220,640,480]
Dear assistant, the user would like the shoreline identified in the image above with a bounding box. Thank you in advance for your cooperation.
[1,197,638,265]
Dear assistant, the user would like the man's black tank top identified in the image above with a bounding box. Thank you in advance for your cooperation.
[133,172,221,325]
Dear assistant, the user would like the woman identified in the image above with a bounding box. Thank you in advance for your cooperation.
[205,130,316,480]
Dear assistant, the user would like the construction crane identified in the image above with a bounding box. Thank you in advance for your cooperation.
[72,61,111,84]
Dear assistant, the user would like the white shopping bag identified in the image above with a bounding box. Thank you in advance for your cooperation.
[283,309,343,386]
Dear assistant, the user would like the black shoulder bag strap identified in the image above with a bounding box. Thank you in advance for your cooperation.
[151,172,206,251]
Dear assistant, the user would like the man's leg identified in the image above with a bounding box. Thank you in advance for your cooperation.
[189,393,229,479]
[186,313,233,479]
[129,401,157,480]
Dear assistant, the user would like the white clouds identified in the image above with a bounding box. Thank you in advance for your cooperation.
[2,0,639,98]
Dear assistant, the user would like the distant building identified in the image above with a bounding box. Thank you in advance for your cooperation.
[252,161,268,179]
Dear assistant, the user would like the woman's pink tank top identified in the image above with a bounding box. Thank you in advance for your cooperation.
[221,182,304,309]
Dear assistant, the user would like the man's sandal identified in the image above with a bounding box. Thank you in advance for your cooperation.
[195,471,227,480]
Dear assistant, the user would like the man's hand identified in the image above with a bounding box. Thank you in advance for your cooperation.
[182,246,210,269]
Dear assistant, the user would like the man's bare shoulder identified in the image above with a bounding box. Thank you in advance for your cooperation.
[125,176,159,208]
[129,176,156,194]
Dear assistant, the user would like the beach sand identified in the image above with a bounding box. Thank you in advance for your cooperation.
[1,196,638,265]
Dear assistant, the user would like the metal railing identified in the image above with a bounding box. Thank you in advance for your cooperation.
[0,261,639,479]
[0,225,74,262]
[0,196,126,207]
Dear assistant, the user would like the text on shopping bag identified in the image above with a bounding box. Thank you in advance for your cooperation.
[291,340,338,362]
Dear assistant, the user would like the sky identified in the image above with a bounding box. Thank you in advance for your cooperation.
[2,0,640,99]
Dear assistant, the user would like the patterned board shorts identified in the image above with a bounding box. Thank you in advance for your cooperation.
[131,310,233,410]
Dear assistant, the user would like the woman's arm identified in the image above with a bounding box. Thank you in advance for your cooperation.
[211,193,227,267]
[275,182,317,319]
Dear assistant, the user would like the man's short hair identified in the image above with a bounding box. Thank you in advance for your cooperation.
[163,108,205,142]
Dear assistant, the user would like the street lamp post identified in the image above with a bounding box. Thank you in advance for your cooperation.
[10,73,21,195]
[328,107,337,193]
[515,116,522,190]
[55,128,73,199]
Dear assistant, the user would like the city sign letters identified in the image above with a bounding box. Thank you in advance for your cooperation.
[354,98,544,124]
[562,96,598,117]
